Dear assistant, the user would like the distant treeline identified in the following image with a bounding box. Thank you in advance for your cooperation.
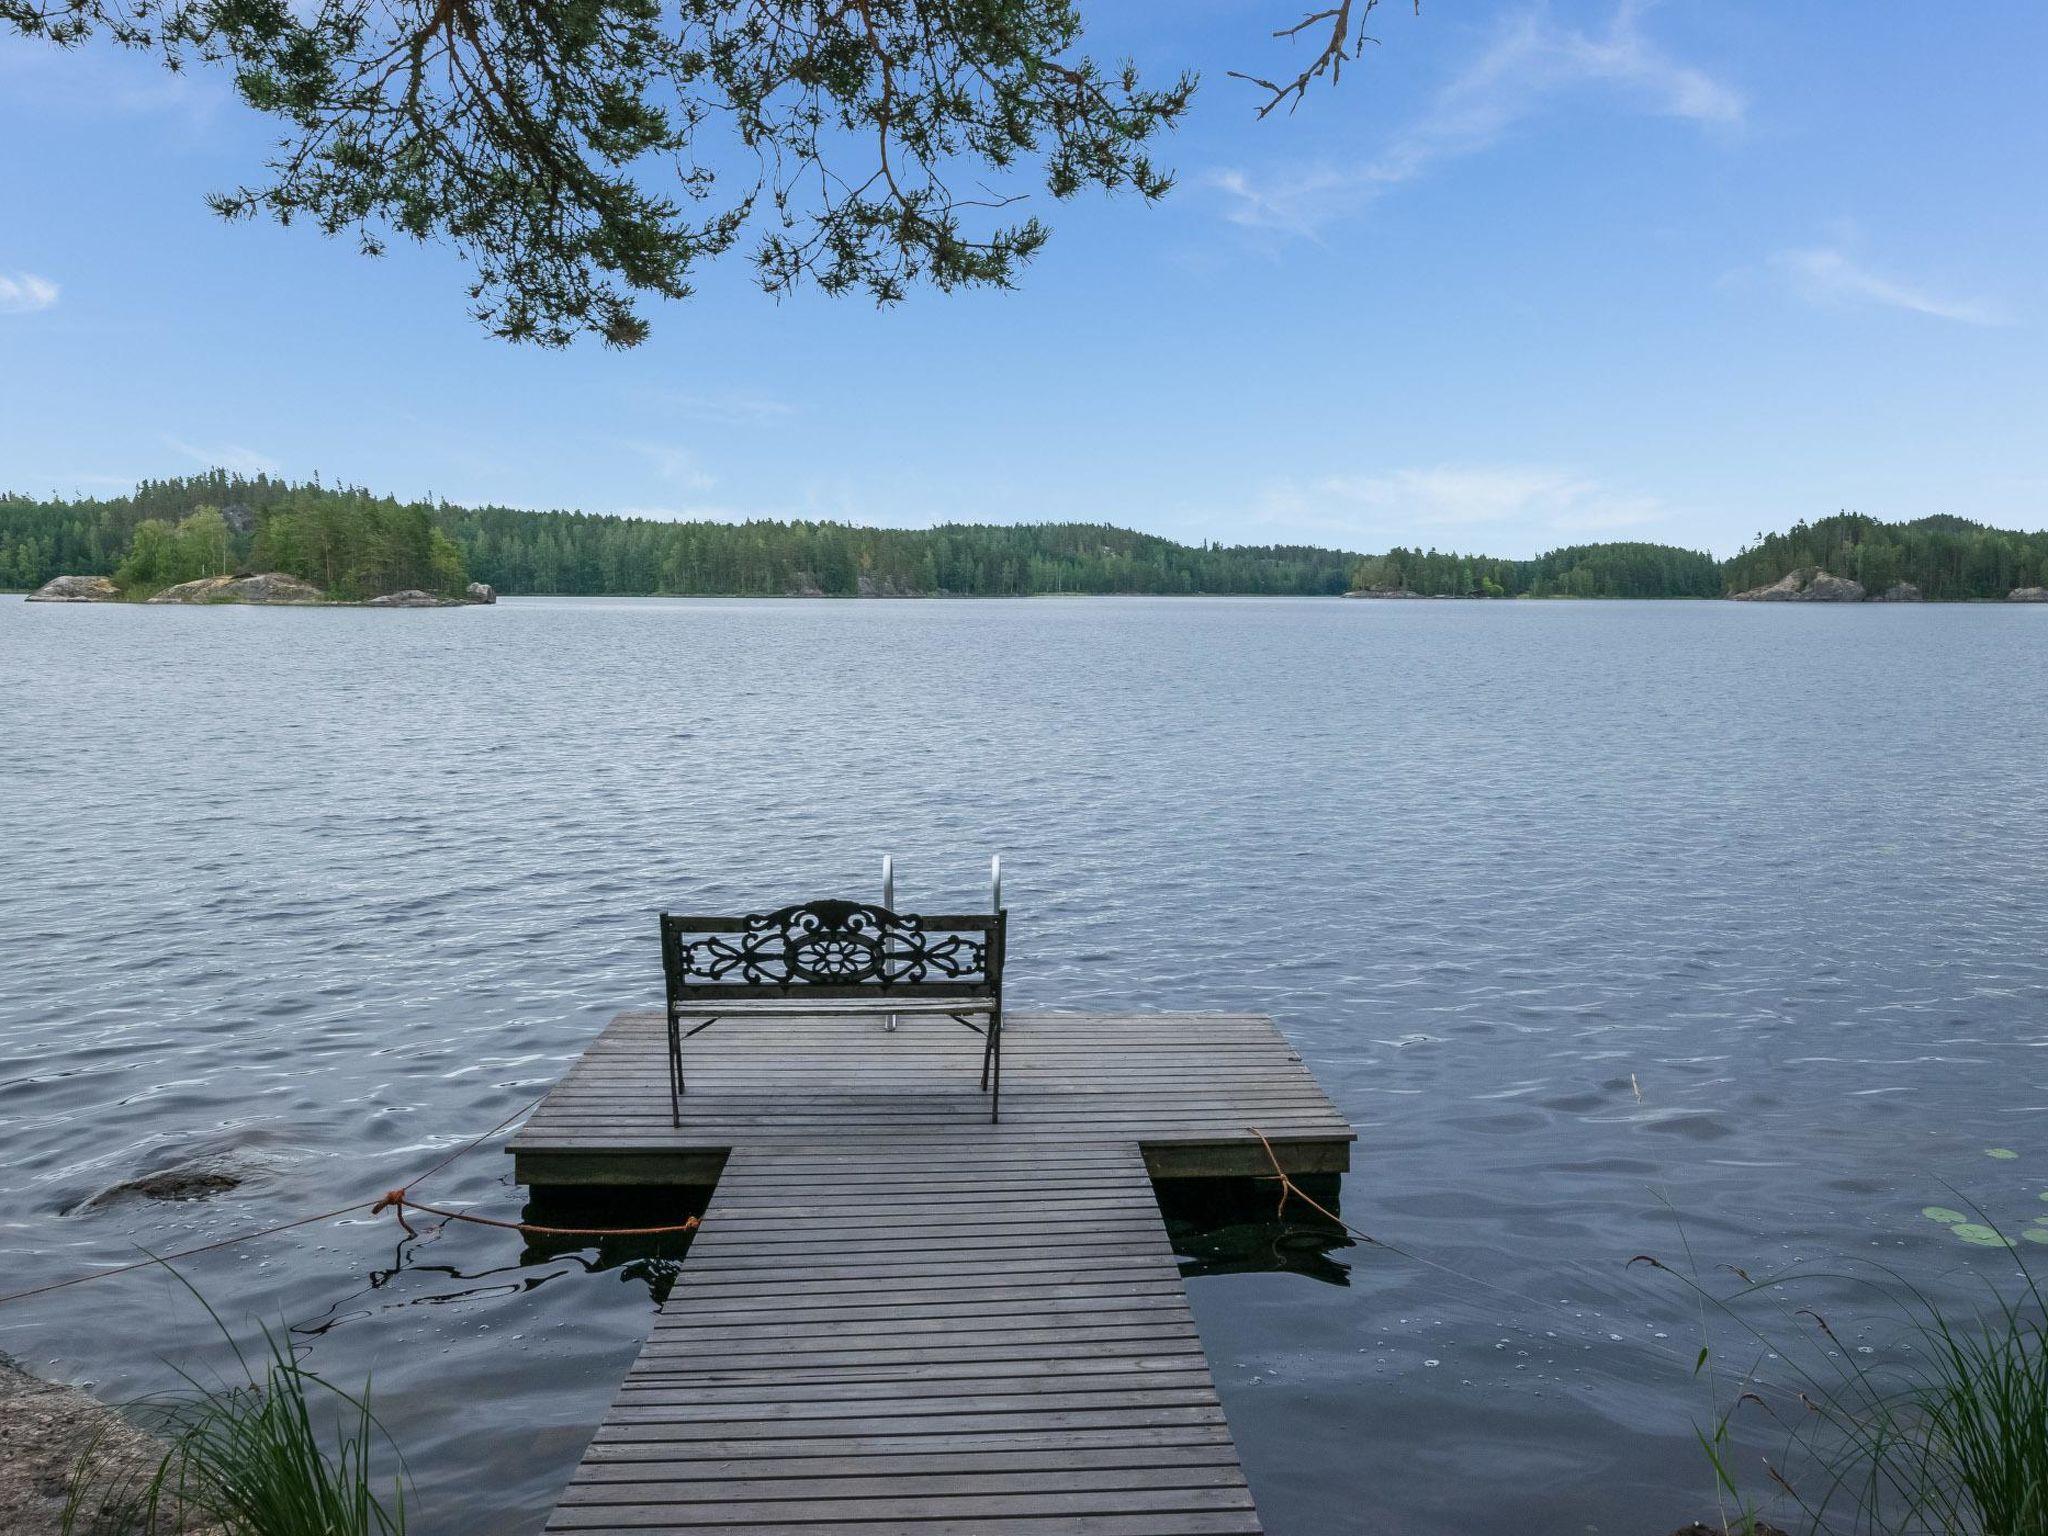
[1349,542,1722,599]
[3,473,2044,600]
[1719,512,2048,600]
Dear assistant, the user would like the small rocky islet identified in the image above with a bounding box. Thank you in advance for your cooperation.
[1343,567,2048,602]
[25,573,495,607]
[1732,566,2048,602]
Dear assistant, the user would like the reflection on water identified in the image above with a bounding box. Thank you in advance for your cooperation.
[517,1185,707,1305]
[1159,1175,1356,1286]
[292,1186,708,1339]
[4,595,2046,1535]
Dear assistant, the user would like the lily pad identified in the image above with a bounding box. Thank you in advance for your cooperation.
[1986,1148,2020,1160]
[2024,1230,2048,1246]
[1922,1207,1971,1225]
[1952,1224,2015,1247]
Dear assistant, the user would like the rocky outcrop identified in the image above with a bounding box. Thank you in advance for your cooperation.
[856,572,921,598]
[1874,582,1924,602]
[364,589,460,607]
[231,572,325,603]
[0,1355,186,1536]
[1730,567,1866,602]
[2009,587,2048,603]
[25,575,120,603]
[464,581,497,605]
[147,573,326,605]
[147,576,238,603]
[1342,587,1425,599]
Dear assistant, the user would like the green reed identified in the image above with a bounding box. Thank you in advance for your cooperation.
[63,1268,405,1536]
[1645,1203,2048,1535]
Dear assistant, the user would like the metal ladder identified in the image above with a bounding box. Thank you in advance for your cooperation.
[880,851,1002,1031]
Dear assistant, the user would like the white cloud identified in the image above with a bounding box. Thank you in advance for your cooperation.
[1770,246,2005,326]
[1256,463,1668,550]
[654,389,797,424]
[1213,1,1743,237]
[625,441,718,491]
[0,271,59,314]
[163,436,281,475]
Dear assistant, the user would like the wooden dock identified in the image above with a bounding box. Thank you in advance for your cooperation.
[513,1011,1354,1535]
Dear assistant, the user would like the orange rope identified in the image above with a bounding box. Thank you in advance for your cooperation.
[1245,1125,1568,1306]
[371,1192,699,1240]
[0,1201,378,1307]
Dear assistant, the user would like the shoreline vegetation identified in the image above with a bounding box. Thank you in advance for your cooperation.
[6,472,2048,604]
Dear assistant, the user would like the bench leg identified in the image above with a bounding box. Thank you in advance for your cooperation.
[988,1014,1002,1124]
[667,1014,683,1128]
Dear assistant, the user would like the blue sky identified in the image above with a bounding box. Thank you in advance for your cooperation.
[2,2,2043,559]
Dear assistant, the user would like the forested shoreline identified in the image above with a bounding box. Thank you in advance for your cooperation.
[4,473,2046,601]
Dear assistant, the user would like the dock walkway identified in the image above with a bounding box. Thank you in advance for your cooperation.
[513,1011,1354,1535]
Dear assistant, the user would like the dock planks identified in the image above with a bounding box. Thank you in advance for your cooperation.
[520,1012,1354,1534]
[511,1012,1353,1185]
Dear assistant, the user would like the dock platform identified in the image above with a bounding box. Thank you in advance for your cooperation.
[514,1011,1355,1535]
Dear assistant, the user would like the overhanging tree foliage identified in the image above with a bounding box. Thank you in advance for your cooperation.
[4,2,1421,345]
[9,0,1347,346]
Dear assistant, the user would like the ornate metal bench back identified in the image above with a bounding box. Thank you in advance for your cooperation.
[661,900,1003,1003]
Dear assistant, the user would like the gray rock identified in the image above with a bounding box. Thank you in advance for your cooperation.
[228,572,325,604]
[80,1165,242,1210]
[364,589,459,607]
[1342,587,1425,599]
[464,581,497,605]
[856,572,920,598]
[147,573,325,605]
[1874,582,1924,602]
[25,575,120,603]
[2009,587,2048,603]
[146,575,239,604]
[0,1355,191,1536]
[1730,567,1866,602]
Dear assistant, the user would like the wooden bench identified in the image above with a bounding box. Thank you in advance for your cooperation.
[659,899,1007,1123]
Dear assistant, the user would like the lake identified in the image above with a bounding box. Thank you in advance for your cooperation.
[3,594,2045,1534]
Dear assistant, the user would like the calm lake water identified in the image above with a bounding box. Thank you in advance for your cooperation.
[3,595,2047,1534]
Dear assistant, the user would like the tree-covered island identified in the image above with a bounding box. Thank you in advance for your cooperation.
[5,474,2047,603]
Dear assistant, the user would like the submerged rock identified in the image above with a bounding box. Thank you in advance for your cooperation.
[147,573,325,605]
[464,581,497,604]
[365,588,460,607]
[1730,567,1866,602]
[1874,582,1924,602]
[25,575,119,603]
[80,1164,243,1209]
[2010,587,2048,602]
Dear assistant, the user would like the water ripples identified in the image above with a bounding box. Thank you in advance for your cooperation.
[2,595,2046,1533]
